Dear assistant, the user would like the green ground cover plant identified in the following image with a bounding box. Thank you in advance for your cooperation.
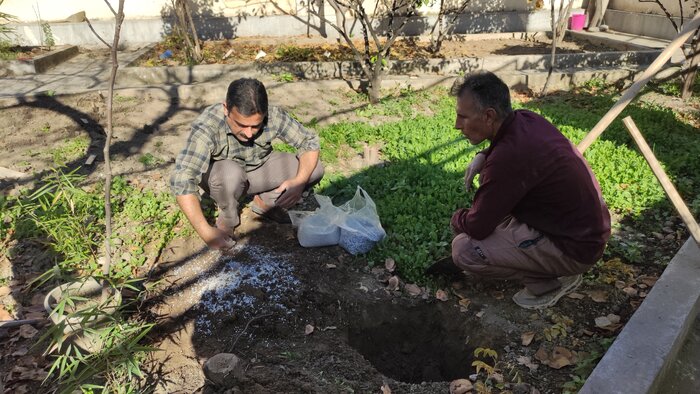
[314,85,700,282]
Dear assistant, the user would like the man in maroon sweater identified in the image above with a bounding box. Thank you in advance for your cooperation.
[449,71,611,309]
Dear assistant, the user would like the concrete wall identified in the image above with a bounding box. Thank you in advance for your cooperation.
[604,9,690,40]
[610,0,698,18]
[7,10,556,47]
[2,0,584,22]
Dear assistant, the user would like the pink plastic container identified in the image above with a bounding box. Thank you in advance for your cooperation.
[569,14,586,31]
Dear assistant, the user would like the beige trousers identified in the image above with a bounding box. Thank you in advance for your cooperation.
[451,216,592,295]
[201,151,324,228]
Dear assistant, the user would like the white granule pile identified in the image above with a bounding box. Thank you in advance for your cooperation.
[172,244,301,334]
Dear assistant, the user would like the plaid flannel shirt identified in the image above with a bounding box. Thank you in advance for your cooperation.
[170,104,320,196]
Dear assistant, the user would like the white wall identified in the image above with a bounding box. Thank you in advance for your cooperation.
[4,0,549,23]
[2,0,164,21]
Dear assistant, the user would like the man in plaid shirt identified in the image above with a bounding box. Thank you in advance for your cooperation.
[170,78,324,250]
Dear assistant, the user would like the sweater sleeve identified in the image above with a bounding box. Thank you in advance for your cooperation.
[453,149,531,239]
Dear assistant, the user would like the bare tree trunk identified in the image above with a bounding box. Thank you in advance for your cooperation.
[542,0,574,95]
[173,0,202,64]
[542,2,559,96]
[102,0,126,296]
[681,27,700,99]
[369,68,382,103]
[428,0,473,54]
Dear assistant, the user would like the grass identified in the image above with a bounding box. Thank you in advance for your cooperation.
[50,136,89,166]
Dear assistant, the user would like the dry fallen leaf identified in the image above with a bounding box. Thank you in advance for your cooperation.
[640,291,648,298]
[586,290,608,303]
[476,311,485,318]
[491,290,504,300]
[387,276,400,291]
[566,292,585,300]
[534,346,549,363]
[449,378,473,394]
[458,298,471,309]
[381,383,392,394]
[491,372,504,384]
[405,283,422,296]
[614,280,627,289]
[384,258,396,273]
[435,289,449,301]
[639,275,658,287]
[521,331,535,346]
[622,287,637,297]
[548,346,575,369]
[595,316,613,328]
[607,313,621,324]
[516,355,539,372]
[19,324,38,339]
[304,324,315,335]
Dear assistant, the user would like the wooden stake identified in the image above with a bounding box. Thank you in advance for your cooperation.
[622,116,700,245]
[577,12,700,154]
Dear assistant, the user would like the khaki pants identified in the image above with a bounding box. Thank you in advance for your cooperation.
[201,151,324,228]
[451,216,592,295]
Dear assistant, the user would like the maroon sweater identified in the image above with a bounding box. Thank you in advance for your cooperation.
[451,110,611,265]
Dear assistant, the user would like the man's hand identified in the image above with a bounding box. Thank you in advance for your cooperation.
[464,152,486,194]
[273,178,305,209]
[200,225,236,251]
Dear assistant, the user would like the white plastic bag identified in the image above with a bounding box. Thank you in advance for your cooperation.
[289,187,385,254]
[336,187,386,254]
[290,194,342,247]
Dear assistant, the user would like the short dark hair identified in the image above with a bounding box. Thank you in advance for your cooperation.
[452,71,513,120]
[226,78,268,116]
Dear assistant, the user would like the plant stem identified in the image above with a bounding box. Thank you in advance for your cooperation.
[103,0,125,294]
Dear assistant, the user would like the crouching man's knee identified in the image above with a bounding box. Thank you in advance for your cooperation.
[451,233,486,274]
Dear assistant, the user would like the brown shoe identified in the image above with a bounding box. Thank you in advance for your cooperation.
[251,195,292,224]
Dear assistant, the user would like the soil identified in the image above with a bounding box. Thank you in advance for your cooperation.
[0,73,692,393]
[137,34,615,67]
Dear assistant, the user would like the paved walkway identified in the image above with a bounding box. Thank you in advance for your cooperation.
[0,47,147,98]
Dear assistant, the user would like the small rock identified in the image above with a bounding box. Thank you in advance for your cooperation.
[204,353,246,387]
